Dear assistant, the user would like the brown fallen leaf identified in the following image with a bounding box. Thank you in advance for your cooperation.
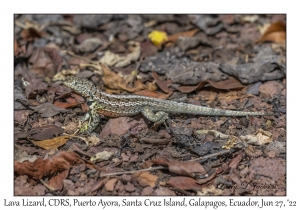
[55,93,88,111]
[140,39,158,60]
[132,171,158,187]
[77,37,102,53]
[228,153,243,169]
[151,157,207,178]
[101,63,146,93]
[100,41,140,68]
[14,110,30,126]
[176,76,244,93]
[54,97,79,109]
[31,135,71,149]
[99,117,148,139]
[14,151,98,190]
[257,22,286,43]
[29,47,62,78]
[22,69,49,98]
[105,178,118,192]
[27,125,64,140]
[140,138,170,145]
[167,29,199,43]
[168,161,207,177]
[167,176,202,191]
[16,19,46,42]
[20,26,45,42]
[30,103,69,117]
[152,71,173,94]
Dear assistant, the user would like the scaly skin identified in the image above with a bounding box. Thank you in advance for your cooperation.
[63,76,272,134]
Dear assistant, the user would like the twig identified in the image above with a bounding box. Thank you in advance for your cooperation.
[72,143,92,158]
[39,179,57,191]
[100,166,166,177]
[63,50,94,63]
[188,150,232,162]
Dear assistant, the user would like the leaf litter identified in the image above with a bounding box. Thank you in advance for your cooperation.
[14,14,286,196]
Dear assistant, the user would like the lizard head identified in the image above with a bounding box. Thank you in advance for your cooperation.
[63,76,95,97]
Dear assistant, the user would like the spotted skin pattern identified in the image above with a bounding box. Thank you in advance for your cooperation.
[63,76,271,134]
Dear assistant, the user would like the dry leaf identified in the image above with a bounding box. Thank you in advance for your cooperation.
[29,47,62,78]
[152,71,173,93]
[222,138,238,150]
[151,157,207,177]
[132,171,158,187]
[14,110,30,126]
[28,125,64,140]
[54,97,79,109]
[228,153,243,169]
[240,129,273,145]
[31,135,71,149]
[52,69,79,81]
[167,29,199,43]
[90,151,114,163]
[100,41,140,68]
[257,22,286,43]
[14,151,98,190]
[105,178,118,192]
[100,63,146,92]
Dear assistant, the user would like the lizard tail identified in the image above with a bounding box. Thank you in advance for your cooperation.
[168,103,272,116]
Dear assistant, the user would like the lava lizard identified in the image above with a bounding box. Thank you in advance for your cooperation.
[63,76,273,134]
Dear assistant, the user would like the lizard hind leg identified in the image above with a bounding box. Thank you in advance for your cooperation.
[141,106,169,127]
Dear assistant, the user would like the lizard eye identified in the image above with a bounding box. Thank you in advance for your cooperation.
[87,101,94,106]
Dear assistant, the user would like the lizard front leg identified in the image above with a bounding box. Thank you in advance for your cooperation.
[80,112,90,123]
[79,101,101,134]
[141,106,169,127]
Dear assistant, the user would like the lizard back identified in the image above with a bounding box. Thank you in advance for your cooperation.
[63,76,268,117]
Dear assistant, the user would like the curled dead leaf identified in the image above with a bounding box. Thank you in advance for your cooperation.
[31,135,71,149]
[257,22,286,43]
[151,157,207,177]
